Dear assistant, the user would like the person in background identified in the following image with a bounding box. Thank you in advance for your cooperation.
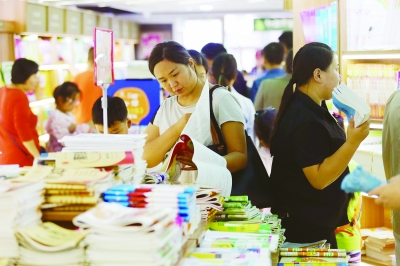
[254,107,277,175]
[0,58,40,166]
[270,42,369,248]
[92,96,131,134]
[278,31,293,56]
[201,43,248,97]
[46,82,90,152]
[188,49,208,81]
[370,89,400,264]
[144,41,246,184]
[212,53,256,143]
[250,49,267,79]
[73,47,103,125]
[254,49,293,110]
[249,42,286,102]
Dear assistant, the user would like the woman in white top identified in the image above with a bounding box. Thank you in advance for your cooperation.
[143,41,247,184]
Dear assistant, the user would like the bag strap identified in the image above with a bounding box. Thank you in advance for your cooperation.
[209,85,226,146]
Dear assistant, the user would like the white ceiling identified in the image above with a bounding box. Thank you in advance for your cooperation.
[31,0,285,15]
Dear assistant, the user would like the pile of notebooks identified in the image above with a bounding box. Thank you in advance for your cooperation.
[59,134,148,184]
[101,184,198,223]
[214,196,261,222]
[365,230,395,265]
[15,222,87,266]
[195,186,224,221]
[181,229,280,265]
[73,202,183,266]
[16,165,116,214]
[278,247,348,265]
[0,181,45,258]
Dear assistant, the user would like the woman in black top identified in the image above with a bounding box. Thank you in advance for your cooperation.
[270,42,369,248]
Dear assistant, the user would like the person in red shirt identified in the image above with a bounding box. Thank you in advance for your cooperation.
[73,47,103,125]
[0,58,41,166]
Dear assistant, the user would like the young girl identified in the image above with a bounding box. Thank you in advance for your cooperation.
[46,82,90,152]
[254,107,277,175]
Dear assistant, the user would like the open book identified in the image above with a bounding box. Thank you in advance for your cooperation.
[332,83,370,127]
[159,134,232,196]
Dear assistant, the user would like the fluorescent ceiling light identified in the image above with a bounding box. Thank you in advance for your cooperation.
[342,53,400,60]
[200,4,213,11]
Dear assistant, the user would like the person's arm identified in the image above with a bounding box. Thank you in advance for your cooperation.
[221,121,247,172]
[22,140,40,158]
[142,113,191,168]
[369,176,400,210]
[301,118,369,190]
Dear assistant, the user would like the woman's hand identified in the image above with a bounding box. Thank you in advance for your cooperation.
[68,123,77,133]
[369,175,400,210]
[346,117,369,146]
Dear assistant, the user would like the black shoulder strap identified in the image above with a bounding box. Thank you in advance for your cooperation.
[209,85,225,144]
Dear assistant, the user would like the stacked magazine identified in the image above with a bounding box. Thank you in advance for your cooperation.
[15,222,87,266]
[0,181,45,258]
[332,83,370,127]
[195,186,224,221]
[73,202,183,266]
[214,196,261,222]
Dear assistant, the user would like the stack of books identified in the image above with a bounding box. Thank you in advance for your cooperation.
[182,247,272,266]
[0,181,45,258]
[73,202,183,266]
[214,196,261,222]
[195,186,224,221]
[365,230,395,265]
[59,134,148,184]
[101,184,198,223]
[278,248,348,265]
[16,165,115,214]
[15,222,87,265]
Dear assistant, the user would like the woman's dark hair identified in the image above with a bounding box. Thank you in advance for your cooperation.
[188,49,209,73]
[212,53,237,87]
[255,107,277,146]
[11,58,39,84]
[285,49,293,74]
[271,42,334,140]
[53,82,80,103]
[148,41,191,76]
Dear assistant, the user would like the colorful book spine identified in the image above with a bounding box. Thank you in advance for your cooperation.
[279,248,344,252]
[279,251,347,257]
[209,222,271,233]
[278,263,347,266]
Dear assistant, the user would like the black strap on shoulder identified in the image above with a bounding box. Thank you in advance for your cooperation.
[209,85,225,145]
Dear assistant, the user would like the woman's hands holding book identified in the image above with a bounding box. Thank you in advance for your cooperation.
[346,117,370,146]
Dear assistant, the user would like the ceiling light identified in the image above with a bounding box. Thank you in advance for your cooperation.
[199,4,213,11]
[248,0,266,2]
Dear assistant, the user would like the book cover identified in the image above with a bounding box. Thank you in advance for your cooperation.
[332,83,371,127]
[279,256,348,264]
[279,251,347,257]
[55,151,135,168]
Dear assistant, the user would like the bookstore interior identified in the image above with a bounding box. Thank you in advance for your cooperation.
[0,0,399,265]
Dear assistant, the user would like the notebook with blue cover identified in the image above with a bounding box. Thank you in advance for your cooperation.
[332,83,370,127]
